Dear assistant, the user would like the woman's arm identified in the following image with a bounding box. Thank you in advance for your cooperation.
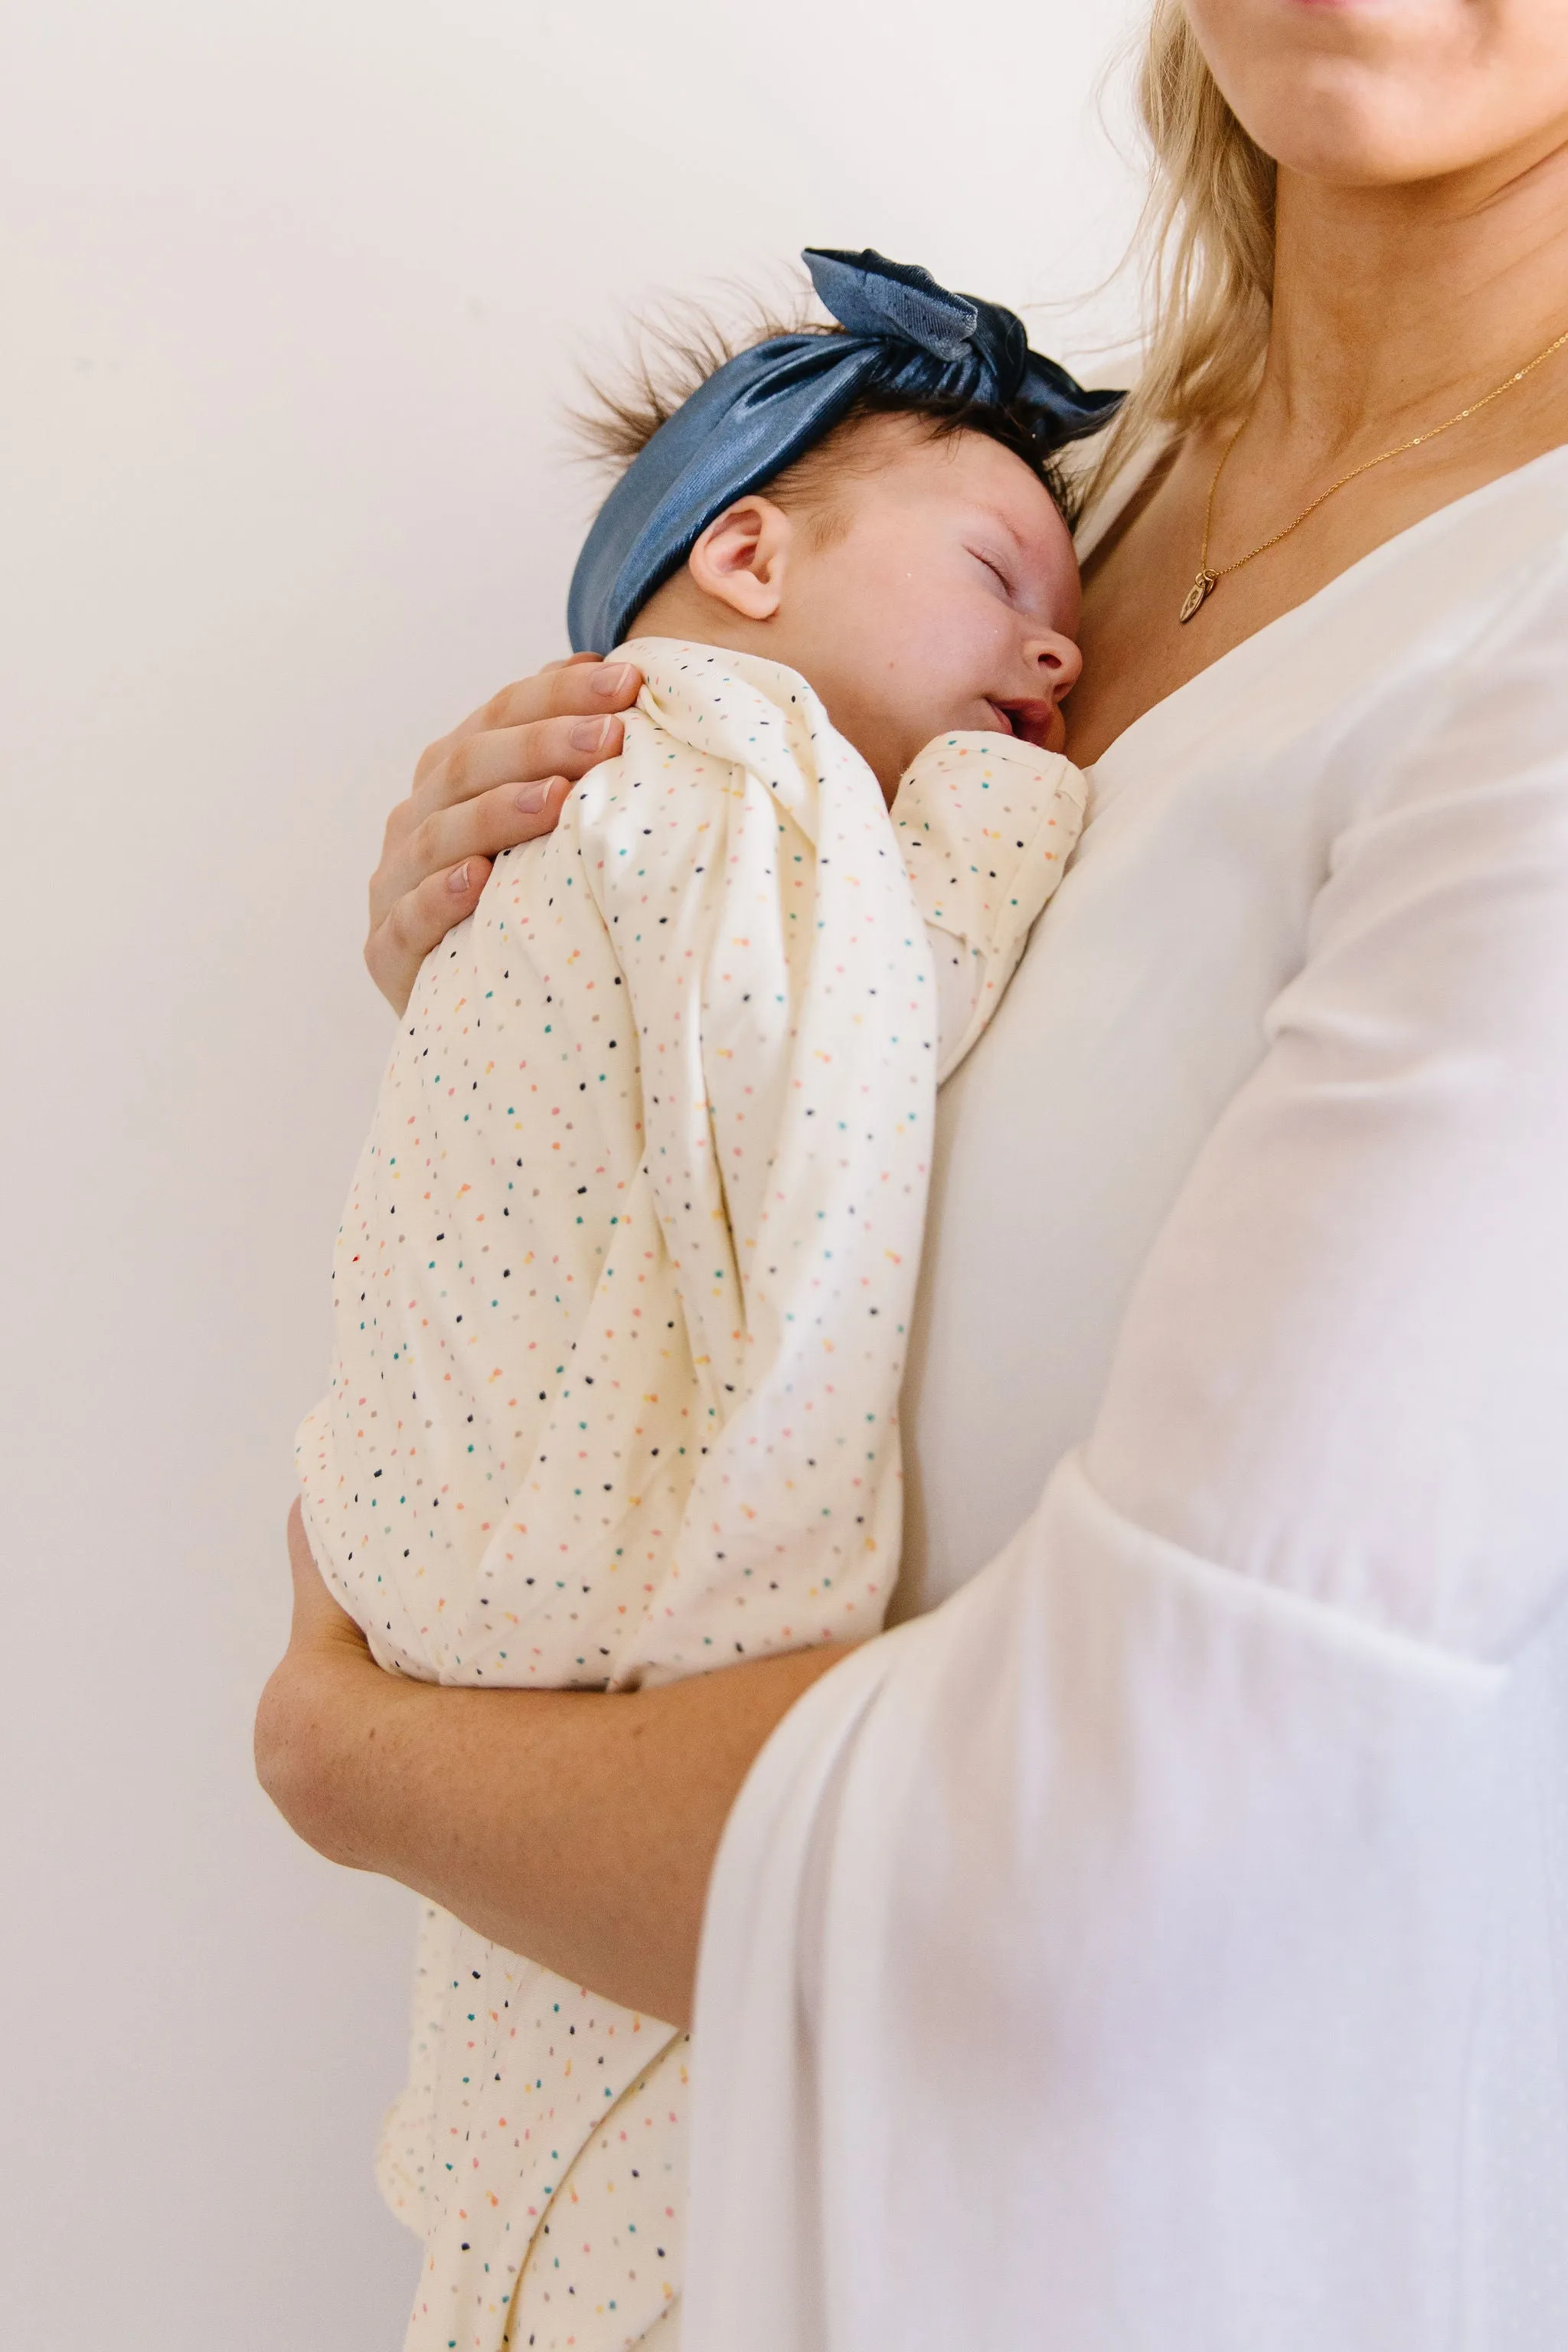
[255,1504,848,2026]
[365,652,643,1014]
[681,561,1568,2348]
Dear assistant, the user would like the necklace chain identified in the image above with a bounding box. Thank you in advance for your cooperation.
[1178,324,1568,622]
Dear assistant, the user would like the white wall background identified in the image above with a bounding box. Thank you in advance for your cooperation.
[1,3,1145,2342]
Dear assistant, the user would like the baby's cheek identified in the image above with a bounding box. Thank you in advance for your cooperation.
[890,592,981,694]
[920,597,1008,721]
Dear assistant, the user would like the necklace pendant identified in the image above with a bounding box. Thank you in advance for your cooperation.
[1179,567,1217,624]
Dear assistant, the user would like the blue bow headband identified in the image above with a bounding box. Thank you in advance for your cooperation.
[567,247,1125,654]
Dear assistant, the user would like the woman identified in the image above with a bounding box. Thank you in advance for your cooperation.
[256,3,1568,2343]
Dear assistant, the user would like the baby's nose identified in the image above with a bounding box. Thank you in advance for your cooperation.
[1028,629,1084,702]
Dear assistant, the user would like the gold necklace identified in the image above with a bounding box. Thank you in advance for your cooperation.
[1178,323,1568,622]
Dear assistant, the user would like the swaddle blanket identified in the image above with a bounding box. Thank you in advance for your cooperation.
[296,639,1083,2350]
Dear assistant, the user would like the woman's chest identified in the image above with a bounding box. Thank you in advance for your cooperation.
[1066,428,1560,769]
[891,501,1525,1616]
[892,721,1334,1616]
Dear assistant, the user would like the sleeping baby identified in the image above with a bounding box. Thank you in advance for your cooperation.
[296,246,1119,2352]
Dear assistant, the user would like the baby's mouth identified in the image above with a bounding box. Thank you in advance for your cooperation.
[988,698,1058,750]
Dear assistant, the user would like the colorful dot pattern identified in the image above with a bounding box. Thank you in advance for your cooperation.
[377,1903,687,2352]
[296,642,1084,2352]
[893,733,1087,1080]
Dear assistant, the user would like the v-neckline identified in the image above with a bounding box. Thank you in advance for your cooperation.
[1076,436,1568,792]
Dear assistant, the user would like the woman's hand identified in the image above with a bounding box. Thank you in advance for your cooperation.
[366,652,644,1015]
[254,1501,383,1867]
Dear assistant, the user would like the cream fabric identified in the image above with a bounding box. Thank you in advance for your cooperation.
[688,448,1568,2352]
[297,639,1082,2351]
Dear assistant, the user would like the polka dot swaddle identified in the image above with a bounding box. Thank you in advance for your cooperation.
[296,642,1083,2350]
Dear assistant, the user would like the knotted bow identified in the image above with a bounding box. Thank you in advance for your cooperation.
[567,247,1124,654]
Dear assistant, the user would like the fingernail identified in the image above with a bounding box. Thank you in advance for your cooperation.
[590,663,636,700]
[515,780,550,813]
[446,861,471,893]
[570,716,613,752]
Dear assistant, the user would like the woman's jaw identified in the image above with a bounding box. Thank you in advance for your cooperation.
[1185,0,1568,190]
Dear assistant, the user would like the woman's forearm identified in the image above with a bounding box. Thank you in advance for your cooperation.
[256,1593,848,2027]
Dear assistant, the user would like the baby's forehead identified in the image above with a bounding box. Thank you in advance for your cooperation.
[882,429,1074,553]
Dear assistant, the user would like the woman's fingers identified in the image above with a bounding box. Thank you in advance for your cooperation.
[368,750,573,938]
[419,708,627,816]
[367,858,489,1016]
[413,658,642,793]
[376,770,575,926]
[367,660,642,1016]
[365,774,574,1014]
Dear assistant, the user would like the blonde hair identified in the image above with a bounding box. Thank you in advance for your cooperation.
[1086,1,1278,492]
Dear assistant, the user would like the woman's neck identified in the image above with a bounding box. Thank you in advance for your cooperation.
[1067,126,1568,769]
[1259,129,1568,458]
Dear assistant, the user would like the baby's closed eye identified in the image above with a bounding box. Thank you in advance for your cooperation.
[969,547,1015,596]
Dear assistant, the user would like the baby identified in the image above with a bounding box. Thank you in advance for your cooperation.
[296,248,1118,2352]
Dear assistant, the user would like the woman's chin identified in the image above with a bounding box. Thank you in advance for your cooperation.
[1194,0,1568,191]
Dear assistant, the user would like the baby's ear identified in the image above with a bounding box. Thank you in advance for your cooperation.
[687,496,792,620]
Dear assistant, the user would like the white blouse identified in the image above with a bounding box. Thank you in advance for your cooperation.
[685,446,1568,2351]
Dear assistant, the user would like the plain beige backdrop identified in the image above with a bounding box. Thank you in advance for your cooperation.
[1,2,1142,2341]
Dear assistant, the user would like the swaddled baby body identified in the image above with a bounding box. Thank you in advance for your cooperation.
[297,249,1119,2352]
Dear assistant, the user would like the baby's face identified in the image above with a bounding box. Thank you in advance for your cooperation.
[777,416,1083,793]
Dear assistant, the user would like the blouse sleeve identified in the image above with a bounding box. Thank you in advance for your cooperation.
[684,569,1568,2351]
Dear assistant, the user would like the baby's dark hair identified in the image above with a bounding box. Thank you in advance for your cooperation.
[573,291,1080,537]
